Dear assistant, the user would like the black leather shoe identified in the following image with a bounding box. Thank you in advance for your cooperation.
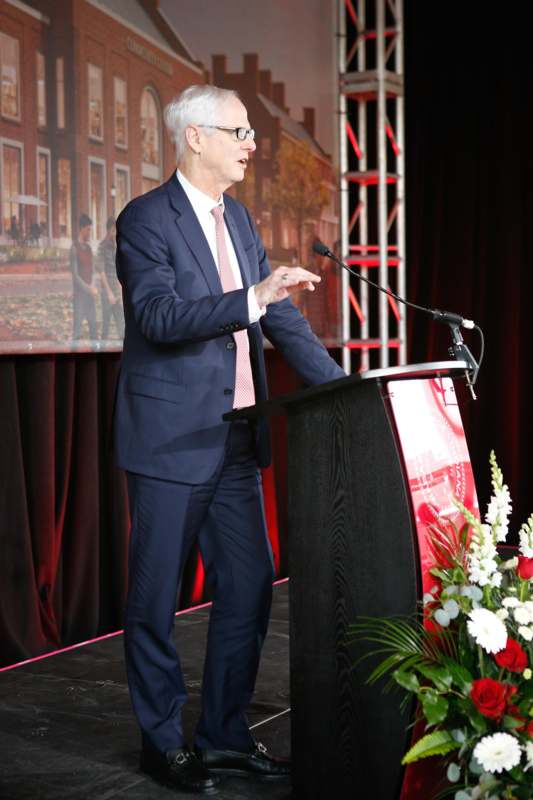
[140,746,219,794]
[196,742,290,780]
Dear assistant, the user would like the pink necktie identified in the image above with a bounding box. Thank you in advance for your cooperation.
[211,205,256,409]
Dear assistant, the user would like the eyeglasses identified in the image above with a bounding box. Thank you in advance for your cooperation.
[198,125,256,141]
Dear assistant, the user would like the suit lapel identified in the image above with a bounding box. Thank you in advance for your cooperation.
[224,203,252,290]
[165,174,222,295]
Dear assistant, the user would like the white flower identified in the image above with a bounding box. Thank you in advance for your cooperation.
[467,608,507,653]
[489,571,502,588]
[518,515,533,558]
[524,668,532,680]
[525,741,533,771]
[518,625,533,642]
[473,732,521,774]
[501,556,519,571]
[502,597,520,608]
[496,608,509,621]
[467,523,500,587]
[485,485,512,543]
[514,606,532,625]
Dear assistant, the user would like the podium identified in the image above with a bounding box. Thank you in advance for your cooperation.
[226,361,479,800]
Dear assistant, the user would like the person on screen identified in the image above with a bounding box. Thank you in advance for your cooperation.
[96,216,124,340]
[8,215,19,243]
[114,84,345,794]
[70,213,98,341]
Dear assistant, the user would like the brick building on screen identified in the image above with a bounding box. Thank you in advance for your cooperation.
[0,0,204,246]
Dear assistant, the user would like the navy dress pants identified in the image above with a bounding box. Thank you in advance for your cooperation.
[124,421,275,756]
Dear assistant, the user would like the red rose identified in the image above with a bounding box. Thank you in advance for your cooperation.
[504,684,518,703]
[527,721,533,738]
[471,678,508,720]
[517,556,533,580]
[494,637,529,673]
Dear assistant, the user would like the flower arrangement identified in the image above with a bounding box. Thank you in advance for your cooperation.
[351,452,533,799]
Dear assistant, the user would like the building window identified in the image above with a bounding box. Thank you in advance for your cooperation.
[114,76,128,149]
[37,148,51,237]
[36,52,46,127]
[1,141,23,236]
[260,137,271,159]
[261,211,273,250]
[57,159,71,238]
[140,87,162,184]
[56,58,65,129]
[0,33,20,120]
[113,164,130,216]
[88,63,104,141]
[89,158,106,241]
[262,176,271,203]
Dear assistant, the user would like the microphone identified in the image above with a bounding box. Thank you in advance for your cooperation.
[312,240,331,258]
[430,309,475,330]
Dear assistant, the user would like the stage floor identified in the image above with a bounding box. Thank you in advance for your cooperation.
[0,581,291,799]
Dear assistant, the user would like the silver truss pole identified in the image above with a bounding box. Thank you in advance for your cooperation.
[337,0,406,369]
[358,0,369,372]
[377,0,389,367]
[338,0,351,374]
[394,0,407,364]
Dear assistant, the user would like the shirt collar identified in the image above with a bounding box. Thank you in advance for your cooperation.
[176,169,224,216]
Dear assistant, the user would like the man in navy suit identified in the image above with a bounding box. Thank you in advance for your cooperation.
[115,84,344,794]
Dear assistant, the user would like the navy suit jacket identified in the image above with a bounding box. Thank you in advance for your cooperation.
[114,173,345,484]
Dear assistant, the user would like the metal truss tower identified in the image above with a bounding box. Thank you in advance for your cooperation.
[337,0,406,373]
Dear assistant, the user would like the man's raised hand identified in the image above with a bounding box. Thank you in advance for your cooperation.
[254,266,321,307]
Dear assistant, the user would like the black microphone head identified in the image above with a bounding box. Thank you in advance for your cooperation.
[312,239,330,257]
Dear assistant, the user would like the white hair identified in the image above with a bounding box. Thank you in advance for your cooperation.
[164,84,240,161]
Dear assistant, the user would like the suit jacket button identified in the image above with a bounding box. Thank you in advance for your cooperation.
[224,388,233,395]
[226,341,235,350]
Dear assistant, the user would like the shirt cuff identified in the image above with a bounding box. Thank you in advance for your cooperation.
[247,285,266,323]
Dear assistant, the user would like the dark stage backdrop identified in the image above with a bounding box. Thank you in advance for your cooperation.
[404,4,533,534]
[0,351,302,668]
[2,5,533,668]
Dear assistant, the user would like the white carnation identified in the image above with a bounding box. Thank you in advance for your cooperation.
[502,597,520,608]
[473,732,521,774]
[518,625,533,642]
[514,606,532,626]
[525,741,533,771]
[496,608,509,621]
[467,608,508,653]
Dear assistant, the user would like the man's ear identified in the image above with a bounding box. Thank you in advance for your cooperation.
[185,124,202,155]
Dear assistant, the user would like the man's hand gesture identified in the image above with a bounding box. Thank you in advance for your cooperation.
[254,266,321,307]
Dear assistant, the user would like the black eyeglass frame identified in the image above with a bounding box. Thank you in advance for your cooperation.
[198,125,256,141]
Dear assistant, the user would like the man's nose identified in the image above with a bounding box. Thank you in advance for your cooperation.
[243,136,256,152]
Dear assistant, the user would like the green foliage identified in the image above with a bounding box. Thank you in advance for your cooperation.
[401,730,460,764]
[421,690,449,726]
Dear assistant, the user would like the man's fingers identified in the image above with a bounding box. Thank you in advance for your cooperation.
[277,267,320,287]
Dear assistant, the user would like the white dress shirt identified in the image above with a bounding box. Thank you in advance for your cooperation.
[176,169,264,323]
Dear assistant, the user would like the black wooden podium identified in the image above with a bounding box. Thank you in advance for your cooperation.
[226,361,475,800]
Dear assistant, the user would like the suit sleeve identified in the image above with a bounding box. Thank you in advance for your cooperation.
[116,204,250,344]
[244,210,346,386]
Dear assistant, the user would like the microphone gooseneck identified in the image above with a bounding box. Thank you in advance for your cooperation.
[312,239,483,396]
